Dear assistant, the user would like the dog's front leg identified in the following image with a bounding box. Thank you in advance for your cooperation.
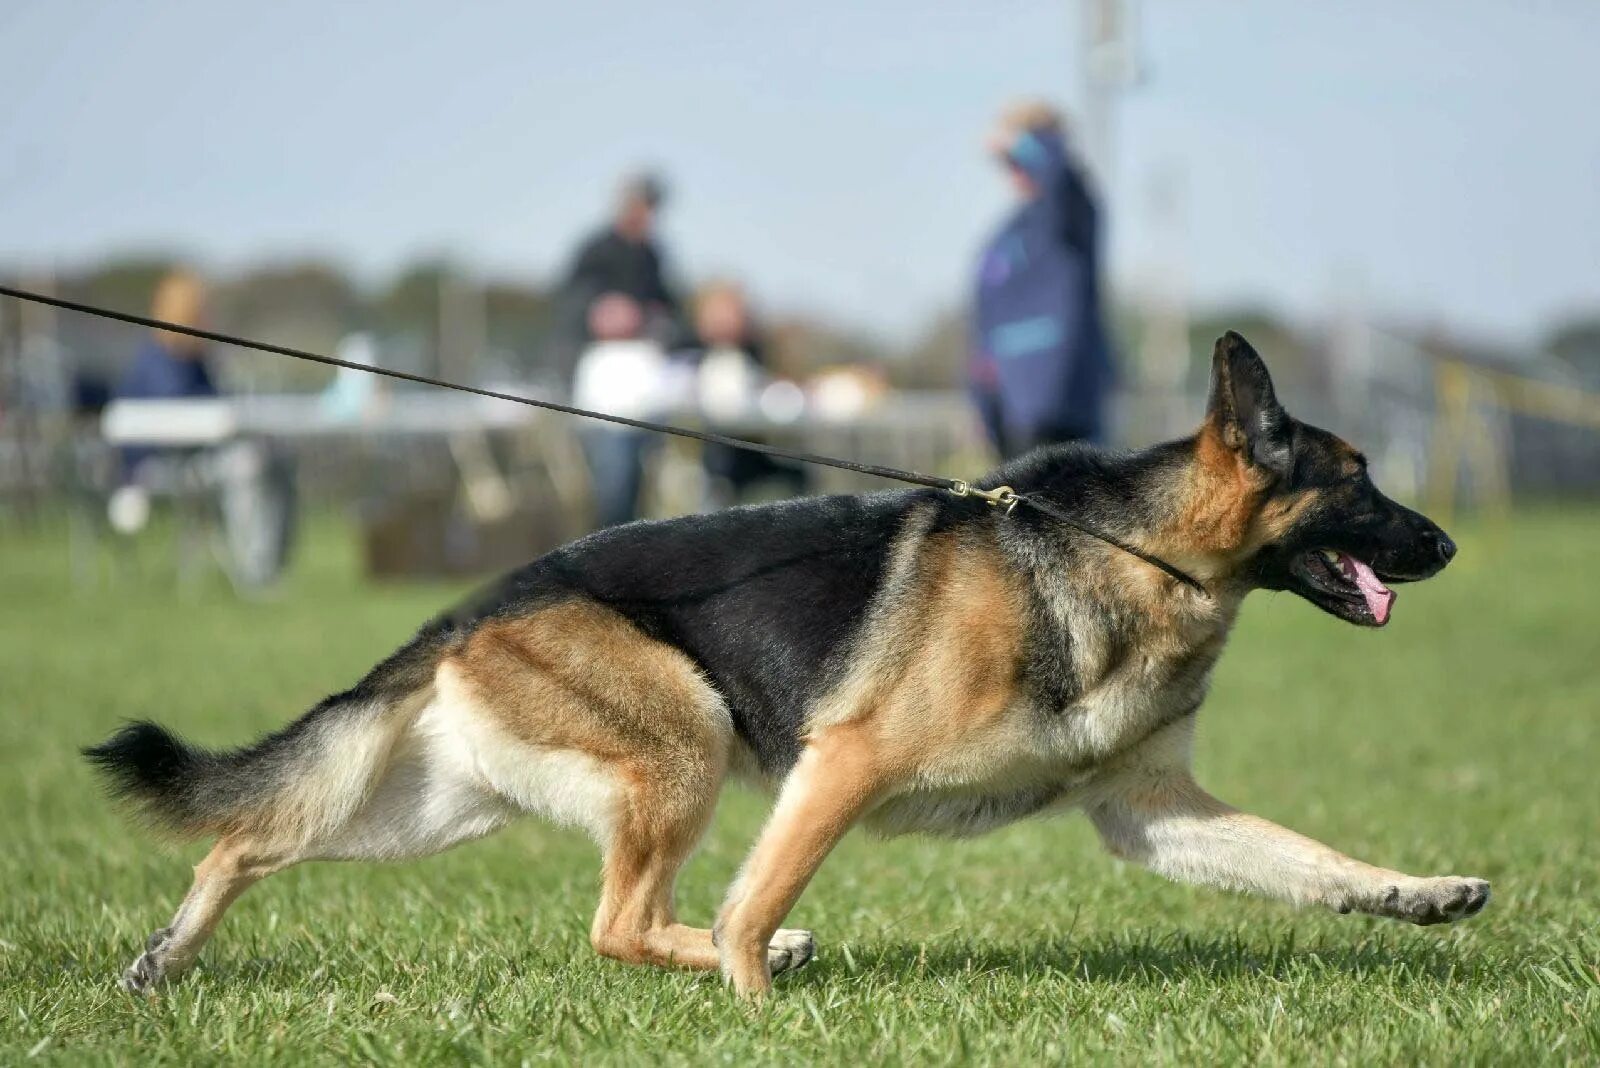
[715,729,882,998]
[1089,769,1490,925]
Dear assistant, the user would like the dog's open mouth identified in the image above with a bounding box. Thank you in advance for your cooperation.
[1291,549,1396,626]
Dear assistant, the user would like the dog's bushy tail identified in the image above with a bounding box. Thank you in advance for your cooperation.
[83,631,449,840]
[83,721,222,832]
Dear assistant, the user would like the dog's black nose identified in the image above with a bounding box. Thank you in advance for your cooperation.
[1434,530,1457,564]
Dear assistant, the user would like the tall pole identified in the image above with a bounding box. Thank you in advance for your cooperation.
[1080,0,1148,440]
[1078,0,1140,191]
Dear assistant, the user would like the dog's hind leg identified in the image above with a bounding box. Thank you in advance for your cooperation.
[119,694,498,994]
[588,759,823,975]
[443,601,816,976]
[444,601,791,975]
[121,835,295,994]
[587,758,726,971]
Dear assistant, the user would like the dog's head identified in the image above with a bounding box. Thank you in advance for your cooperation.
[1199,331,1455,626]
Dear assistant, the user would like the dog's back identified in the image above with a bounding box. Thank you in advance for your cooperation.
[475,489,925,774]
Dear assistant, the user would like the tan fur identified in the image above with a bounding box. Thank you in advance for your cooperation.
[1241,433,1359,548]
[119,834,292,990]
[809,529,1028,777]
[1178,418,1270,555]
[1149,419,1319,583]
[445,603,736,971]
[713,515,1241,995]
[713,527,1038,994]
[716,725,881,994]
[454,602,727,760]
[1248,486,1322,546]
[1087,719,1486,922]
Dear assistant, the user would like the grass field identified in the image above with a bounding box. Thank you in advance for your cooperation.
[2,507,1598,1065]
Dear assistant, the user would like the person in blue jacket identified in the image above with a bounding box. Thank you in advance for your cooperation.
[118,270,218,404]
[107,270,296,584]
[971,101,1116,458]
[114,270,219,482]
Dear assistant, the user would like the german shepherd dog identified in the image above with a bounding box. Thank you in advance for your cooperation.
[88,333,1488,998]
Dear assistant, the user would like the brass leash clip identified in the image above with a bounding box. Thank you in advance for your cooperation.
[949,481,1021,515]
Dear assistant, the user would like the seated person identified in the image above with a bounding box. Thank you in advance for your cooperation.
[678,281,806,506]
[107,270,295,586]
[114,271,218,483]
[119,271,218,403]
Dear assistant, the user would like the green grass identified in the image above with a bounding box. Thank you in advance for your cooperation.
[2,508,1598,1065]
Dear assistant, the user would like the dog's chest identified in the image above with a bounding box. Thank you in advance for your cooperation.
[854,563,1235,840]
[864,627,1225,840]
[1054,640,1221,762]
[1031,595,1232,765]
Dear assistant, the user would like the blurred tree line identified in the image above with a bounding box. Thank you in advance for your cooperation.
[1544,317,1600,389]
[45,255,558,392]
[23,253,1598,399]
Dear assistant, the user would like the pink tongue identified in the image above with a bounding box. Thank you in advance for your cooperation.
[1337,552,1394,625]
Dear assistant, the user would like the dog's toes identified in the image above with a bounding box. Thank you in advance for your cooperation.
[120,951,165,995]
[119,927,179,994]
[1383,876,1491,926]
[1440,877,1491,922]
[766,929,816,977]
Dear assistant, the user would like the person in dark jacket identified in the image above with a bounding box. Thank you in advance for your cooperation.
[118,270,219,404]
[114,270,219,482]
[552,172,683,387]
[970,101,1115,458]
[107,271,296,584]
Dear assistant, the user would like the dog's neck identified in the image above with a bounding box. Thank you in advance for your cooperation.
[1001,431,1266,610]
[1144,427,1277,590]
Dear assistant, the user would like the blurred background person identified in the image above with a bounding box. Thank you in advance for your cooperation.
[106,270,218,531]
[680,280,807,508]
[970,100,1116,459]
[116,270,217,412]
[553,172,683,391]
[103,268,297,583]
[572,291,678,527]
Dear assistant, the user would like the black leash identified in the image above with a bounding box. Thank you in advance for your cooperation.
[1008,493,1207,593]
[0,283,1208,595]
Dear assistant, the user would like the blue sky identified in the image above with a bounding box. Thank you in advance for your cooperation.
[2,1,1596,344]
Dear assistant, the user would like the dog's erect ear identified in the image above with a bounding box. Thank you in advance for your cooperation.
[1205,331,1293,477]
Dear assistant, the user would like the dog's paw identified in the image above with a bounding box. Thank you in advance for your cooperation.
[766,929,816,976]
[118,928,173,995]
[120,950,166,995]
[1378,876,1491,926]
